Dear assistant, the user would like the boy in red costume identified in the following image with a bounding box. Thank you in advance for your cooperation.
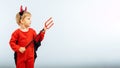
[9,6,53,68]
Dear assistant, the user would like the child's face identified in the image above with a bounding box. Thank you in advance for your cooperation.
[22,15,31,28]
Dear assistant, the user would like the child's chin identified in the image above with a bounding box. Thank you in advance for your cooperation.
[26,26,30,28]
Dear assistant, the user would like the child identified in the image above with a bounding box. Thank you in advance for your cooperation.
[9,6,53,68]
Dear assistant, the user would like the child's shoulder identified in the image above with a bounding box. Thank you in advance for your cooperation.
[12,28,20,33]
[29,28,35,31]
[29,28,36,33]
[11,28,20,35]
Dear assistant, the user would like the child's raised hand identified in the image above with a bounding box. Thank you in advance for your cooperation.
[19,47,26,53]
[43,26,47,32]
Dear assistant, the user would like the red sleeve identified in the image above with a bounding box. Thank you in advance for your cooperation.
[35,29,45,42]
[9,31,20,52]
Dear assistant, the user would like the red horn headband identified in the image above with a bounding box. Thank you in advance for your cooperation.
[19,5,27,16]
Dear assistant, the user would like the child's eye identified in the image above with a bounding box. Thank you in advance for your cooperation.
[28,18,30,20]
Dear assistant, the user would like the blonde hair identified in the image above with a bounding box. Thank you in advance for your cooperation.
[16,11,31,25]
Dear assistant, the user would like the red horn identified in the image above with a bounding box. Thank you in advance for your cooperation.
[25,7,27,11]
[20,5,23,12]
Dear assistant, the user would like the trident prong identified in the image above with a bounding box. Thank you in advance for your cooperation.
[44,17,54,29]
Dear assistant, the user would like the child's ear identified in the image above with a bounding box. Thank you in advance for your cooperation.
[20,19,24,24]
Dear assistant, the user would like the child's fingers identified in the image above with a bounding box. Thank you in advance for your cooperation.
[19,47,26,53]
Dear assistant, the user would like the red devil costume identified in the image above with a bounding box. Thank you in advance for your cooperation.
[9,6,45,68]
[9,28,45,68]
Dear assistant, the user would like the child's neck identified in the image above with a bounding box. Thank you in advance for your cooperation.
[19,25,29,32]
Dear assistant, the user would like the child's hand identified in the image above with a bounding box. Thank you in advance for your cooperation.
[43,27,47,32]
[19,47,26,53]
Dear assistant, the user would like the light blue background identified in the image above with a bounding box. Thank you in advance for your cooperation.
[0,0,120,68]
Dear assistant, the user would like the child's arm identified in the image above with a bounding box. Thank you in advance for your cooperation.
[35,28,46,42]
[9,32,25,53]
[9,32,20,52]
